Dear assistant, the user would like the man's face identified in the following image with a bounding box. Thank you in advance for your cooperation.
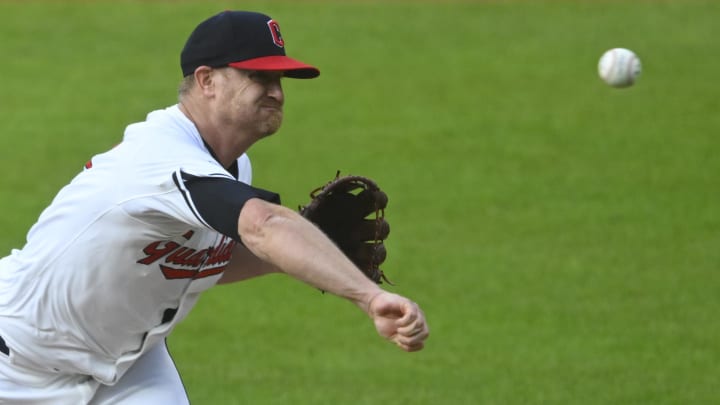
[213,68,285,138]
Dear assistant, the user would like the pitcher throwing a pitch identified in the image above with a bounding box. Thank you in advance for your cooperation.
[0,10,428,404]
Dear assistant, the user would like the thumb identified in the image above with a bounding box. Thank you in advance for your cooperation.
[368,292,404,318]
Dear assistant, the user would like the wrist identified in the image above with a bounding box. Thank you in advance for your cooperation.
[364,290,385,315]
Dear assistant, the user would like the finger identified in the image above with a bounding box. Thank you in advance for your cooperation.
[394,302,419,327]
[393,328,429,352]
[395,341,425,352]
[398,321,429,344]
[397,319,426,337]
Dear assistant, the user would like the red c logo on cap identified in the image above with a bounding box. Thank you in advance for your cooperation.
[267,20,284,48]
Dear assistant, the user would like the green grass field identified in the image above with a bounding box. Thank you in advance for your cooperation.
[1,1,719,404]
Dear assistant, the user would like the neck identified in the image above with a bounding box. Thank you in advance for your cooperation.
[178,100,252,169]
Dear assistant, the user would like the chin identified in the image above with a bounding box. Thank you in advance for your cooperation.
[264,116,283,135]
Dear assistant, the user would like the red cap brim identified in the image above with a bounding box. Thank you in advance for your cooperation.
[229,55,319,79]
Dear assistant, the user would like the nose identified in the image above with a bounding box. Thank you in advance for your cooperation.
[267,80,284,104]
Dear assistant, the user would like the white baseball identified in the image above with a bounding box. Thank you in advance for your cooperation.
[598,48,642,88]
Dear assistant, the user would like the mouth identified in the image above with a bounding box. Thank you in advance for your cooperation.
[261,104,283,112]
[260,96,283,111]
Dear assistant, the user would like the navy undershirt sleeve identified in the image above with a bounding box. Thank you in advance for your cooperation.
[178,172,281,242]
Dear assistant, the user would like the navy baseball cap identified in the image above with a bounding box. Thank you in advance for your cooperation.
[181,11,320,79]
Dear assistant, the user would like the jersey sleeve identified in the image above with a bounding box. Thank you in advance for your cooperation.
[172,170,280,243]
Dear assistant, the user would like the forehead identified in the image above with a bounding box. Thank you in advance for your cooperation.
[225,67,284,80]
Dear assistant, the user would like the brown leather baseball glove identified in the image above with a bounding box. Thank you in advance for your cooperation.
[300,172,391,284]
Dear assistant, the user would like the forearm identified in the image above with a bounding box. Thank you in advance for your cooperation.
[238,199,383,311]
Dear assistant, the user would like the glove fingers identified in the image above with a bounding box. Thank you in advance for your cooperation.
[346,242,387,269]
[351,219,390,241]
[309,192,367,220]
[314,190,386,222]
[356,189,388,217]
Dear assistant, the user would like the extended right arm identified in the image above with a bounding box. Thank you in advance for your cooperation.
[178,177,429,351]
[237,198,382,311]
[236,198,429,351]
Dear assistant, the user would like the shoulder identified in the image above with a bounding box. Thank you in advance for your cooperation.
[119,106,213,166]
[124,105,197,146]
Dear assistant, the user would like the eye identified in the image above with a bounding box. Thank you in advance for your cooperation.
[248,71,282,84]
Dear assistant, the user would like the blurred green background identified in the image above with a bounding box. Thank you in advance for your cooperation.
[1,1,719,404]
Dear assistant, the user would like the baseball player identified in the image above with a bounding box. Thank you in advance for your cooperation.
[0,10,429,404]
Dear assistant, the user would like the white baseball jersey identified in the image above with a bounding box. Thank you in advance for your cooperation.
[0,105,278,385]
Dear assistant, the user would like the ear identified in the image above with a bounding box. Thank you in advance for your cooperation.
[193,66,215,97]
